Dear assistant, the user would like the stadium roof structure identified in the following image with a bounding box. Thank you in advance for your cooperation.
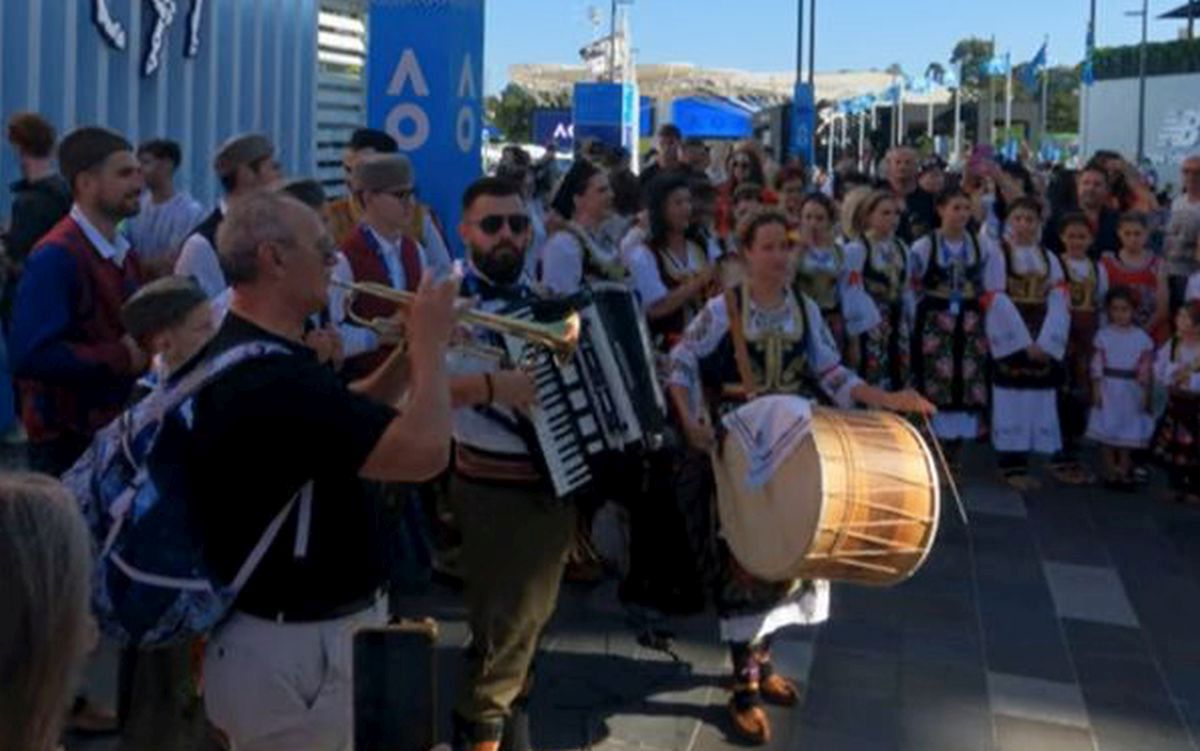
[509,63,953,108]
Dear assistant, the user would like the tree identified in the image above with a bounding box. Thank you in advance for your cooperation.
[484,83,537,142]
[951,36,995,92]
[884,62,904,76]
[1045,66,1080,133]
[925,62,946,85]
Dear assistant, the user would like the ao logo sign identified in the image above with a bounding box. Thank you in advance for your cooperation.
[383,49,477,153]
[555,123,575,141]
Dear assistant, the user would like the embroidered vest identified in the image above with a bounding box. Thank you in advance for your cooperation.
[701,287,816,405]
[793,244,843,313]
[1062,255,1099,312]
[920,232,984,304]
[650,240,710,342]
[1003,241,1052,335]
[861,235,908,304]
[562,223,627,283]
[339,224,421,378]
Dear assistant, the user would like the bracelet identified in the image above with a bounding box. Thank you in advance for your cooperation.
[483,372,494,405]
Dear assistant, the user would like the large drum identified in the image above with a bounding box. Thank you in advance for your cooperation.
[713,398,940,586]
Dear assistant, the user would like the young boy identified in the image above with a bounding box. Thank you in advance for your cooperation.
[984,197,1070,490]
[1055,213,1108,484]
[116,275,220,750]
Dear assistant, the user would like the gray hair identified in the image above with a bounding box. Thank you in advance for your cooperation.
[0,473,93,751]
[216,191,310,286]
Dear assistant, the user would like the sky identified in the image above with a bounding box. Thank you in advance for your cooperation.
[483,0,1189,94]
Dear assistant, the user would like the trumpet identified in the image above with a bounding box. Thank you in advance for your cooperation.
[331,279,581,365]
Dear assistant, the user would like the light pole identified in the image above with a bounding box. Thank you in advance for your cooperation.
[807,0,816,92]
[1125,0,1149,163]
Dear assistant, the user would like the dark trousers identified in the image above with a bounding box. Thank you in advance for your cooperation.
[27,434,90,475]
[447,473,575,739]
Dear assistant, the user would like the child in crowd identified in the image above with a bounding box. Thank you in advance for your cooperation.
[728,183,764,251]
[1055,213,1108,484]
[1152,303,1200,504]
[792,192,845,346]
[1100,212,1168,341]
[984,197,1069,490]
[1087,286,1155,489]
[117,275,221,750]
[841,190,910,388]
[908,188,996,445]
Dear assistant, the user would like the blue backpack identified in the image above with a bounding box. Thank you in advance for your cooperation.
[62,341,312,647]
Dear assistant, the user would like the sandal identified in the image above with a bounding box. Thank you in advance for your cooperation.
[760,672,802,707]
[727,699,770,745]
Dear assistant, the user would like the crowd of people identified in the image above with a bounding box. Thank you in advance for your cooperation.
[0,102,1198,750]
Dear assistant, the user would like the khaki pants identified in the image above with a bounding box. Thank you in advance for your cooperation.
[203,600,387,751]
[448,474,575,729]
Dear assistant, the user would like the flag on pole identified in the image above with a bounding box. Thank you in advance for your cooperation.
[981,54,1010,76]
[1019,42,1047,90]
[1081,25,1096,85]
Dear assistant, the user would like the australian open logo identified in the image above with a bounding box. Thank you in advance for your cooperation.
[93,0,206,77]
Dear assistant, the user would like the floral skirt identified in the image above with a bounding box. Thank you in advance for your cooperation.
[1154,391,1200,469]
[859,299,909,390]
[912,303,989,411]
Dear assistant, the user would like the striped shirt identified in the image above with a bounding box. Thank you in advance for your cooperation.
[123,191,207,263]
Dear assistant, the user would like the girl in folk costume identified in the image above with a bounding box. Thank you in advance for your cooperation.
[908,188,998,445]
[666,210,933,744]
[1056,213,1107,483]
[539,159,624,296]
[841,190,911,389]
[790,193,847,350]
[623,173,718,350]
[1087,286,1156,489]
[1152,303,1200,504]
[1100,212,1169,342]
[983,197,1071,490]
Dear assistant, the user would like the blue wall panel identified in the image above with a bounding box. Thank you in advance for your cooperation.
[0,0,318,220]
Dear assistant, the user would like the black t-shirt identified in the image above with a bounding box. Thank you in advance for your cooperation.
[160,313,396,619]
[1043,207,1121,260]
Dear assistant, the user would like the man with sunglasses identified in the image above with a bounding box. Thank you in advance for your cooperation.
[327,127,452,271]
[175,133,281,302]
[332,154,430,380]
[446,176,570,751]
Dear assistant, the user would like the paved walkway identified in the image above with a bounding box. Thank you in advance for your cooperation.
[65,444,1200,750]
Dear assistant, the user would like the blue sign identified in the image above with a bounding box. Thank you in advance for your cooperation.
[366,0,484,258]
[573,82,637,152]
[670,97,753,140]
[532,108,574,150]
[639,96,655,138]
[790,83,815,166]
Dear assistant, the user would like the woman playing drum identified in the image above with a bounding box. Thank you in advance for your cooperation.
[666,209,934,744]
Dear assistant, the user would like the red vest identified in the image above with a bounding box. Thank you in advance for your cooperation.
[338,224,422,379]
[18,216,142,442]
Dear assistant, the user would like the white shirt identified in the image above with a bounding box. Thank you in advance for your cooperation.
[1187,271,1200,303]
[71,205,131,266]
[622,240,707,310]
[175,199,228,299]
[539,224,623,296]
[123,191,206,262]
[1171,192,1200,215]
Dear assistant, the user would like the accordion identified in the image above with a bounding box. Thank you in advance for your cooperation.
[501,282,667,499]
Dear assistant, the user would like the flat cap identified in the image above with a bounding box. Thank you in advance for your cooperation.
[353,154,414,193]
[213,133,273,177]
[121,275,209,341]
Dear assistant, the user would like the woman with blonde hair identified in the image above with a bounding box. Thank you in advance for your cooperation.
[0,472,94,751]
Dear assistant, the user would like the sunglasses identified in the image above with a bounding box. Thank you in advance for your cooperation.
[385,187,416,201]
[472,214,531,235]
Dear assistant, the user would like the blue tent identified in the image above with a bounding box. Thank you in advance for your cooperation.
[670,96,755,139]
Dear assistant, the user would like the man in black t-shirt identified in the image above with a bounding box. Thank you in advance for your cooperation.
[172,191,456,751]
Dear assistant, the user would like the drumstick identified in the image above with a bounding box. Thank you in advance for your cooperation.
[920,413,969,527]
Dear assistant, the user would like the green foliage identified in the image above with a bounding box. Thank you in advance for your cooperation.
[951,37,995,91]
[484,83,537,142]
[1092,37,1200,80]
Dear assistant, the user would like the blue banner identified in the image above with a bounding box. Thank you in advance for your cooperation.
[532,108,574,150]
[366,0,484,258]
[790,83,815,166]
[573,82,637,152]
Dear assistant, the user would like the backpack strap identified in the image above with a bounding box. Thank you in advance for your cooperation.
[130,341,290,437]
[231,481,313,591]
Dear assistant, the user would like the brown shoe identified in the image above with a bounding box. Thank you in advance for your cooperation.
[67,696,118,736]
[760,672,801,706]
[728,700,770,744]
[467,743,500,751]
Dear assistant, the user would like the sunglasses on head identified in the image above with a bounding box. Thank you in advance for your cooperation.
[473,213,530,235]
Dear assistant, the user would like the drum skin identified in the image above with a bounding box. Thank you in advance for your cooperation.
[714,405,940,586]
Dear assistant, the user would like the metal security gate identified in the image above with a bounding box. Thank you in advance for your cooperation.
[316,0,367,198]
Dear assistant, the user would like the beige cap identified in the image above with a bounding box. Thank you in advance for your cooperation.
[213,133,274,177]
[353,154,414,193]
